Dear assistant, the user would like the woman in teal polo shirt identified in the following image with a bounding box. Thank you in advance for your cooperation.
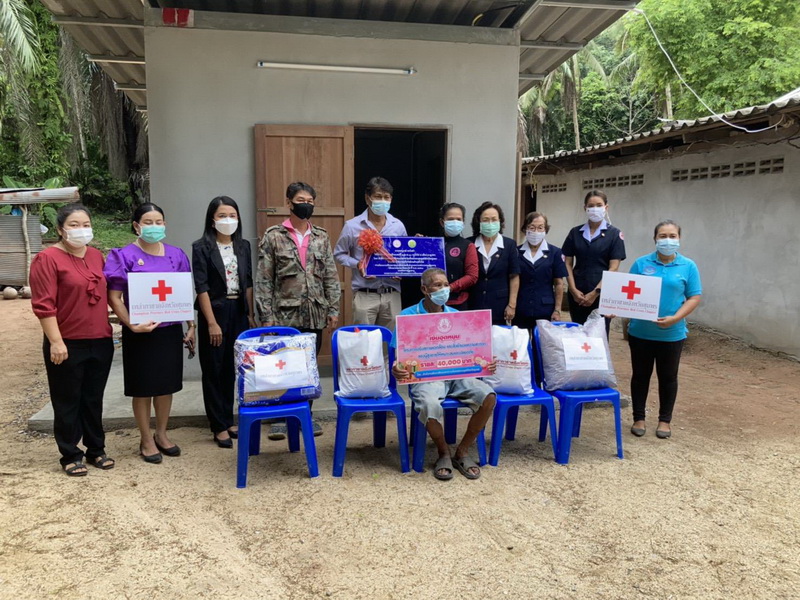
[628,220,702,439]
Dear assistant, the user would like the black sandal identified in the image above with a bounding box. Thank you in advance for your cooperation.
[88,455,115,470]
[63,462,88,477]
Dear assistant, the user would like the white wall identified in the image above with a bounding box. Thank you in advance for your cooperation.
[144,24,520,253]
[533,142,800,358]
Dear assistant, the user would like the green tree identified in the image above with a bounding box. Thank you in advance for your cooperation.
[625,0,800,118]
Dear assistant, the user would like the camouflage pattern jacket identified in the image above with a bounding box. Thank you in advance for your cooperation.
[256,224,341,329]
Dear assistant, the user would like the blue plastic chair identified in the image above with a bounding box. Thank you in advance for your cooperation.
[236,326,319,487]
[487,327,558,466]
[331,326,410,477]
[534,322,623,465]
[409,394,488,473]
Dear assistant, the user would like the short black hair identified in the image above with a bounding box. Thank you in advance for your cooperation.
[56,204,91,239]
[286,182,316,201]
[131,203,165,233]
[439,202,465,221]
[365,177,393,197]
[471,201,505,238]
[583,190,608,206]
[521,211,550,234]
[654,219,682,239]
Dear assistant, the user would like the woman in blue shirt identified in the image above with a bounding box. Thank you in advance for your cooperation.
[628,220,702,439]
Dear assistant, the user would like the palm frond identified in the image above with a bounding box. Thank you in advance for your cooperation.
[0,0,40,73]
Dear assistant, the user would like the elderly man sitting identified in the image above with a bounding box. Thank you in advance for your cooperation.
[392,268,496,480]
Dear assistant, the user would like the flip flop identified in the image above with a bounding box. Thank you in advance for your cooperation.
[87,455,115,470]
[452,455,481,480]
[433,455,453,481]
[63,462,88,477]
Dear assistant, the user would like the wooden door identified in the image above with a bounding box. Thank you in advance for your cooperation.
[254,124,354,367]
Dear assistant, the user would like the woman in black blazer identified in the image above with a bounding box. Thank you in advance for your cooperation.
[468,201,520,325]
[513,212,568,329]
[192,196,255,448]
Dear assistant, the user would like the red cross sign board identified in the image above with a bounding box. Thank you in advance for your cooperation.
[562,337,608,371]
[127,272,194,324]
[598,271,662,321]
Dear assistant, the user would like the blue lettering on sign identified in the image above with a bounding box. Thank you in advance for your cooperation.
[415,365,483,379]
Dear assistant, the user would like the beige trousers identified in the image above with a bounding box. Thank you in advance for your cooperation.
[352,290,401,329]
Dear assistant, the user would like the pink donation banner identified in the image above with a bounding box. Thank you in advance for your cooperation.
[396,309,493,384]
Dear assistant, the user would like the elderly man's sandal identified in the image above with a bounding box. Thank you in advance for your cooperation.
[63,462,88,477]
[433,456,454,481]
[452,456,481,480]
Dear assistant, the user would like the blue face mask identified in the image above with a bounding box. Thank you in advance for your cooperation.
[428,287,451,306]
[656,238,680,256]
[443,220,464,237]
[480,222,501,238]
[139,225,166,244]
[370,201,391,216]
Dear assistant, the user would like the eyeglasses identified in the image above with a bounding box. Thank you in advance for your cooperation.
[370,194,392,201]
[525,226,546,232]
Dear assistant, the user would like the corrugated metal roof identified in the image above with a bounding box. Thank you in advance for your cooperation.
[0,215,42,286]
[522,93,800,165]
[38,0,637,109]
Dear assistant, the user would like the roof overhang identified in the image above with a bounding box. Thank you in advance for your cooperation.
[40,0,638,111]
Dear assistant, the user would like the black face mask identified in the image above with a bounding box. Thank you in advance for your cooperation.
[290,202,314,220]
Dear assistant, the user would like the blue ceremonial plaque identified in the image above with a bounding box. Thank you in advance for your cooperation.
[365,237,446,277]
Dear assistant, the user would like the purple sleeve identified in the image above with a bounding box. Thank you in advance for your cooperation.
[103,247,130,291]
[176,247,191,273]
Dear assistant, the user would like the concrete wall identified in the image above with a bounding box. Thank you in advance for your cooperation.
[144,22,520,253]
[532,142,800,358]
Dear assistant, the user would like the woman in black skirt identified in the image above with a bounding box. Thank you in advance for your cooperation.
[105,203,195,463]
[192,196,255,448]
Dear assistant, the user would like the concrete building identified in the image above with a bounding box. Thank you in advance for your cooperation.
[521,95,800,358]
[40,0,639,363]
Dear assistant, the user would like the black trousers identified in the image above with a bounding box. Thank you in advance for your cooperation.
[43,337,114,466]
[567,294,611,336]
[628,334,685,423]
[198,299,249,434]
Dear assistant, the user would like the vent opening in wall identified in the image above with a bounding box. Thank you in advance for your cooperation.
[671,169,689,182]
[582,174,644,190]
[541,182,567,193]
[710,164,731,178]
[759,157,784,174]
[733,161,756,177]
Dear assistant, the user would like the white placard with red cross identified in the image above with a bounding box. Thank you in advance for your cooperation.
[598,271,662,321]
[127,272,194,324]
[253,349,311,391]
[562,337,608,371]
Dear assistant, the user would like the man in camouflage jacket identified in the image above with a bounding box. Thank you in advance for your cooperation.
[256,182,341,355]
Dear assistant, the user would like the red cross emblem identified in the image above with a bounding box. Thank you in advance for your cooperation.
[360,356,369,366]
[621,280,642,300]
[151,280,173,302]
[510,350,518,360]
[275,359,286,370]
[581,343,592,353]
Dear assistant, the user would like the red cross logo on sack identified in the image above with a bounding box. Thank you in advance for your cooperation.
[581,343,592,353]
[510,350,518,360]
[360,356,369,366]
[275,359,286,370]
[151,280,173,302]
[621,280,642,300]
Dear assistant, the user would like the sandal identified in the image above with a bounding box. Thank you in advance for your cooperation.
[452,455,481,480]
[154,435,181,457]
[433,455,453,481]
[63,462,88,477]
[87,455,115,470]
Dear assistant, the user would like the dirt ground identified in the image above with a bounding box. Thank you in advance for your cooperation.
[0,299,798,600]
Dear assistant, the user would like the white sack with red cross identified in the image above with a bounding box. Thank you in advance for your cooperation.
[537,310,617,391]
[483,326,534,395]
[336,329,390,399]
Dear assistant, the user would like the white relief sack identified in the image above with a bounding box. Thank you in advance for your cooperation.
[483,326,534,395]
[336,329,390,398]
[537,310,617,390]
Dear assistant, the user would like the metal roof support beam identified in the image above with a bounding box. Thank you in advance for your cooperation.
[114,83,147,92]
[53,16,143,28]
[87,55,145,64]
[539,0,639,10]
[520,40,585,50]
[519,73,547,81]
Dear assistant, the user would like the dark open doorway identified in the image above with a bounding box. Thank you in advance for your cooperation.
[354,127,447,307]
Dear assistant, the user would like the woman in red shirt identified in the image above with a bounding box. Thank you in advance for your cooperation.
[30,204,115,476]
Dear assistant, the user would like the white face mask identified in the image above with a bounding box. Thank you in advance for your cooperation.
[586,206,605,223]
[526,231,546,247]
[214,218,239,236]
[63,227,93,248]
